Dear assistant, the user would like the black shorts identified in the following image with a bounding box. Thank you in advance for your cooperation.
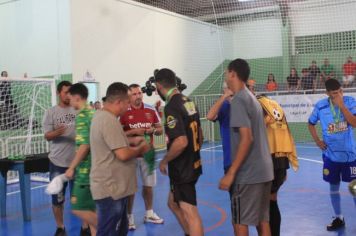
[170,180,197,206]
[271,156,289,194]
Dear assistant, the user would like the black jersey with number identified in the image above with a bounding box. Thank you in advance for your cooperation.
[164,93,202,184]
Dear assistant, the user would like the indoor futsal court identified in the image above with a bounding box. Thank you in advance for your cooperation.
[1,143,355,236]
[1,0,356,236]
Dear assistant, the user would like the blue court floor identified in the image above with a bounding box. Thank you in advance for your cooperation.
[1,142,355,236]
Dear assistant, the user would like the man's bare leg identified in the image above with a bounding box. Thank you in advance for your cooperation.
[167,192,189,234]
[179,201,203,236]
[233,224,249,236]
[142,186,153,210]
[256,221,271,236]
[52,205,64,228]
[72,210,97,236]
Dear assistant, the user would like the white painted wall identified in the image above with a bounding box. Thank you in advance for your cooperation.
[71,0,230,102]
[0,0,71,77]
[226,18,283,59]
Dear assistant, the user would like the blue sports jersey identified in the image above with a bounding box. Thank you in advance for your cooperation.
[308,96,356,163]
[216,100,231,169]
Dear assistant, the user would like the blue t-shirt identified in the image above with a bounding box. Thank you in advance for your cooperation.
[216,100,231,169]
[308,96,356,162]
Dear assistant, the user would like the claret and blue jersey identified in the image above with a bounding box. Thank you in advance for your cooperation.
[308,96,356,163]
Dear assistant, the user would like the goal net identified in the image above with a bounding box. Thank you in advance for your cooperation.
[131,0,356,143]
[0,77,56,183]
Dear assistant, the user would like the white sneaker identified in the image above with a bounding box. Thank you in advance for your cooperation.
[128,214,136,230]
[144,211,164,224]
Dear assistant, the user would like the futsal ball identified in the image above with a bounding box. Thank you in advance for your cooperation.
[349,179,356,197]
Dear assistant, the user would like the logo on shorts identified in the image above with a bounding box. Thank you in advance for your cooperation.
[166,116,177,129]
[71,196,77,204]
[323,168,330,176]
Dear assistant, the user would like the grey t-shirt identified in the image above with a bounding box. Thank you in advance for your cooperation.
[230,87,273,184]
[90,110,137,200]
[42,105,76,167]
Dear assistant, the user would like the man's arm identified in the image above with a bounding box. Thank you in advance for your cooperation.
[207,90,232,121]
[124,128,146,137]
[44,126,67,141]
[65,144,90,179]
[145,123,163,136]
[340,106,356,127]
[219,127,253,190]
[159,136,188,175]
[308,124,327,150]
[114,141,150,161]
[332,93,356,127]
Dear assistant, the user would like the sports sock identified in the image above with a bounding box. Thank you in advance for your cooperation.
[330,183,342,217]
[269,200,281,236]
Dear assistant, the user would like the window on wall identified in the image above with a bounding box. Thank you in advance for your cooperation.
[295,30,356,54]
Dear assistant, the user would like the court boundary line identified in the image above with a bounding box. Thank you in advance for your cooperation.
[6,144,323,196]
[6,144,225,196]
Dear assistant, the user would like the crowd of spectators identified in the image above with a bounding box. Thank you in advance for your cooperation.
[258,56,356,93]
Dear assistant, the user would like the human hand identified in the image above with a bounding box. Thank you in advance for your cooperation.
[159,159,168,175]
[64,168,75,180]
[223,88,233,99]
[316,140,327,150]
[128,136,145,146]
[139,141,151,155]
[219,173,235,191]
[145,127,155,135]
[331,93,344,108]
[55,125,66,136]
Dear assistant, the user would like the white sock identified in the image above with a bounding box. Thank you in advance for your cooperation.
[336,215,344,220]
[146,209,154,216]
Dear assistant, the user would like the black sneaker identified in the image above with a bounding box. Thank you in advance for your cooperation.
[54,227,67,236]
[326,217,345,231]
[80,227,91,236]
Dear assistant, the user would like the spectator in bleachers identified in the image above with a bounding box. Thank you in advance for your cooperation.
[0,71,12,106]
[320,58,335,86]
[301,68,316,93]
[309,60,321,82]
[265,73,278,92]
[342,56,356,87]
[1,71,8,77]
[287,68,300,92]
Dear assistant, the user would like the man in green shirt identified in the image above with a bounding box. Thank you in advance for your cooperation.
[320,58,335,86]
[65,83,97,235]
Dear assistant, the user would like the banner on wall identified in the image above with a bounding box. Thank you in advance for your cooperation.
[269,93,356,123]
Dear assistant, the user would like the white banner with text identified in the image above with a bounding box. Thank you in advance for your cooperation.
[270,93,356,123]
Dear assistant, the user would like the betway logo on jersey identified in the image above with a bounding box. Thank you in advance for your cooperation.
[129,123,152,129]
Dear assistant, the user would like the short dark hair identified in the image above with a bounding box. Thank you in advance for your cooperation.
[1,71,8,77]
[228,59,250,82]
[105,82,129,102]
[128,84,140,90]
[68,83,88,99]
[302,68,309,73]
[57,80,72,93]
[155,68,177,89]
[325,79,341,92]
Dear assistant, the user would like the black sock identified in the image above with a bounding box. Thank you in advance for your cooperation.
[270,200,281,236]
